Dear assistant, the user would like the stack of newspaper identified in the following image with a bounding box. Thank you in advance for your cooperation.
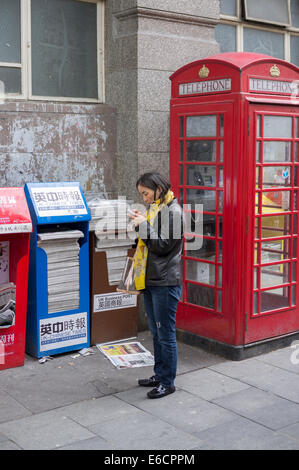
[0,282,16,328]
[85,194,136,285]
[37,230,84,313]
[85,193,132,233]
[95,237,134,285]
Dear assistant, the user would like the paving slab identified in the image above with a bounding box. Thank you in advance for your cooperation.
[213,387,299,430]
[88,407,202,450]
[0,388,32,424]
[0,369,103,413]
[256,344,299,374]
[53,395,144,428]
[116,387,237,436]
[175,368,251,400]
[195,416,282,450]
[0,411,96,450]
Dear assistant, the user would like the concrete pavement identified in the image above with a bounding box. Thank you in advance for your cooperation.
[1,330,299,450]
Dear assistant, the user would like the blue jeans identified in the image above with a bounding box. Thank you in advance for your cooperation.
[143,285,182,387]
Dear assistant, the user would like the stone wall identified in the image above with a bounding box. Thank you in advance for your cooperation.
[105,0,220,199]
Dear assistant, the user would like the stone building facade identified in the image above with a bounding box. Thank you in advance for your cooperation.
[0,0,220,200]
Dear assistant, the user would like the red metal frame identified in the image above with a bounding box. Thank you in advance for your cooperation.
[170,52,299,347]
[245,104,299,343]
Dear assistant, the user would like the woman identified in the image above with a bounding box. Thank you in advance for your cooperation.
[129,172,184,399]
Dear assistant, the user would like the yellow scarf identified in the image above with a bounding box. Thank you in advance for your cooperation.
[134,190,174,290]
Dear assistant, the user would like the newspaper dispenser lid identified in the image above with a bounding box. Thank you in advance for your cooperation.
[0,187,32,234]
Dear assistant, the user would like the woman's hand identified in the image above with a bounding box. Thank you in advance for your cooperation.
[128,210,147,227]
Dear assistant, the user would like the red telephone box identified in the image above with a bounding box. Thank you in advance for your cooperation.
[170,52,299,358]
[0,188,32,370]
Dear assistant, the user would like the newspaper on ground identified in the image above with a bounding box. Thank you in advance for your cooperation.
[96,341,154,369]
[0,282,16,328]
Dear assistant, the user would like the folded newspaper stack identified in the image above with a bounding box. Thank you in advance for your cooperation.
[84,194,136,285]
[95,237,134,285]
[37,230,84,313]
[0,282,16,328]
[85,193,133,233]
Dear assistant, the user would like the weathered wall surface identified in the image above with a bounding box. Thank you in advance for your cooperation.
[0,102,118,195]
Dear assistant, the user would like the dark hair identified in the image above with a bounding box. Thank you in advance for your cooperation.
[136,172,171,202]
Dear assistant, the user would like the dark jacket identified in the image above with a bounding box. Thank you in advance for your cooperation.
[136,198,184,286]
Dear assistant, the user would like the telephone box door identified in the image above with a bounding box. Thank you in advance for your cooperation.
[245,104,299,343]
[170,102,234,344]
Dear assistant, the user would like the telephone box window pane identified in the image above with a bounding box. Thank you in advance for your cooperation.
[218,266,222,287]
[260,287,289,312]
[244,28,284,59]
[179,141,184,161]
[187,141,216,162]
[261,191,290,213]
[256,167,260,187]
[203,215,216,236]
[219,167,223,187]
[256,115,261,138]
[291,0,299,27]
[261,239,290,263]
[186,116,217,137]
[218,216,223,237]
[215,24,236,53]
[256,142,261,163]
[187,166,216,187]
[180,117,184,137]
[244,0,290,26]
[31,0,98,99]
[186,260,215,285]
[218,241,223,262]
[263,142,292,162]
[0,67,21,93]
[179,189,183,206]
[186,283,215,309]
[218,191,223,212]
[296,143,298,162]
[0,0,21,63]
[186,189,216,212]
[219,115,224,137]
[295,119,299,138]
[292,286,296,306]
[255,217,260,238]
[219,140,224,163]
[262,166,291,188]
[291,36,299,67]
[261,214,291,238]
[261,264,290,288]
[293,262,297,281]
[264,116,292,138]
[293,238,297,259]
[220,0,236,16]
[253,292,259,314]
[179,165,183,185]
[190,239,216,261]
[188,212,203,235]
[254,267,258,289]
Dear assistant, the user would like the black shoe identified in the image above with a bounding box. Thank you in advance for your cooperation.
[138,375,160,387]
[147,384,176,399]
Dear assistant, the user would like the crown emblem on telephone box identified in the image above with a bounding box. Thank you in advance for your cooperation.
[270,64,280,77]
[199,65,210,78]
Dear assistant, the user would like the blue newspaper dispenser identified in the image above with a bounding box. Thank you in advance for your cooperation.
[24,182,91,358]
